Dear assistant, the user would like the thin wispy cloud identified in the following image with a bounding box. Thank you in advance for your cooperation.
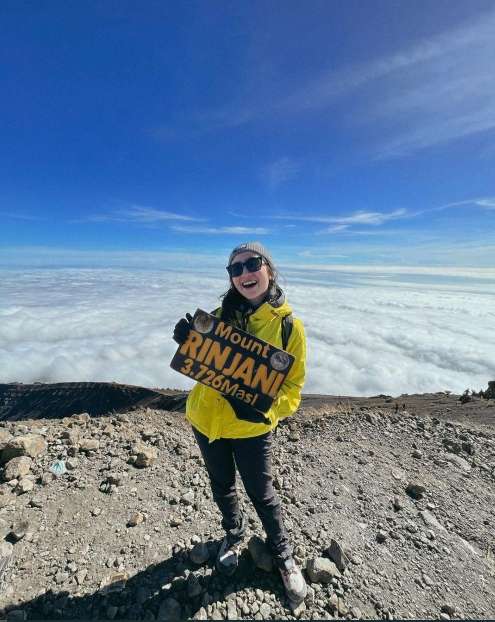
[72,205,202,225]
[436,196,495,211]
[261,157,300,189]
[199,8,495,157]
[171,225,269,235]
[274,208,408,228]
[0,212,42,221]
[317,225,350,234]
[297,250,348,259]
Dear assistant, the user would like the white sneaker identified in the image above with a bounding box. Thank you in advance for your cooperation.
[216,536,241,576]
[278,557,307,604]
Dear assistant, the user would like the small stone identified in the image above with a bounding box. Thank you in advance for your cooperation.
[447,454,471,472]
[16,478,34,494]
[66,458,79,470]
[181,491,195,505]
[10,519,29,542]
[79,438,100,452]
[193,608,207,620]
[55,571,69,584]
[306,557,341,583]
[41,472,55,486]
[127,512,145,527]
[290,599,306,617]
[259,603,271,617]
[423,574,434,586]
[406,482,426,500]
[106,472,122,485]
[324,539,350,573]
[100,572,129,594]
[226,600,238,620]
[133,444,158,468]
[248,535,273,572]
[190,542,210,565]
[141,428,157,440]
[376,530,388,543]
[91,508,102,517]
[75,569,88,585]
[420,510,446,533]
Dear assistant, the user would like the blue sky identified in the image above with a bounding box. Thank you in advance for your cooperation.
[1,0,494,268]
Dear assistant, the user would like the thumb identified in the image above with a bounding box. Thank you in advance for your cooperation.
[185,313,193,323]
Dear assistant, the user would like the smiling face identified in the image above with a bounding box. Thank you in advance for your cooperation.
[229,251,272,305]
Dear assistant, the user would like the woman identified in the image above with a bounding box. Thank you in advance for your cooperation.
[173,241,307,604]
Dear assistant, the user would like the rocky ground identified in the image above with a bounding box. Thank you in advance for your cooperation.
[0,388,495,620]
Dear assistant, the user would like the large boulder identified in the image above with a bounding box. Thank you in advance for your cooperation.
[0,430,13,452]
[1,434,47,464]
[3,456,33,481]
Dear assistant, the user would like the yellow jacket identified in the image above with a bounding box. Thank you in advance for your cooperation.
[185,296,306,442]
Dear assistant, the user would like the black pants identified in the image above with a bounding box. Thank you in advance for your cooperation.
[192,426,292,564]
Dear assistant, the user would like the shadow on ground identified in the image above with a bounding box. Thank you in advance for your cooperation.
[1,537,293,620]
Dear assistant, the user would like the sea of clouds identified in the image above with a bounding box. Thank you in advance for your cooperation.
[1,266,494,397]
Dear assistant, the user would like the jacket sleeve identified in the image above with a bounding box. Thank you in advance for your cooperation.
[268,317,306,422]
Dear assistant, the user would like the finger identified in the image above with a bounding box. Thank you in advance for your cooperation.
[185,313,193,323]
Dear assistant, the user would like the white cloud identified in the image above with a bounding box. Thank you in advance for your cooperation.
[316,225,349,234]
[73,205,203,225]
[199,8,495,157]
[261,157,300,189]
[282,263,495,280]
[434,196,495,211]
[1,266,494,397]
[274,208,408,229]
[297,250,348,259]
[171,225,269,235]
[0,247,225,270]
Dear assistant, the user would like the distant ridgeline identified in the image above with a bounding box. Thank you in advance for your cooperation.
[0,383,188,421]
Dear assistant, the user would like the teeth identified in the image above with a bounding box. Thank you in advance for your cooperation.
[242,280,257,287]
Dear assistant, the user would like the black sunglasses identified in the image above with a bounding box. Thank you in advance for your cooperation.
[226,256,264,278]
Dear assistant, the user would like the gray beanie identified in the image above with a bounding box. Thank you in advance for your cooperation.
[228,241,275,272]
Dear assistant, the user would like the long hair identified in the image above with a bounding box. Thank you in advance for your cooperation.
[220,262,282,323]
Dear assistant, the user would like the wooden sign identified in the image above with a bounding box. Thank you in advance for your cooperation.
[170,308,295,412]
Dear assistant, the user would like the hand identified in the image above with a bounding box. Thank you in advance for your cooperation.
[173,313,193,345]
[224,395,271,425]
